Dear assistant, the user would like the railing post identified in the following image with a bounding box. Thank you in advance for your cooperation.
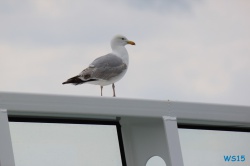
[0,109,15,166]
[163,116,184,166]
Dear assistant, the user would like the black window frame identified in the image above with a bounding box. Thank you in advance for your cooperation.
[178,124,250,132]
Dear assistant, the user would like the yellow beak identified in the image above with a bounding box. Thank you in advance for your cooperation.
[127,40,136,45]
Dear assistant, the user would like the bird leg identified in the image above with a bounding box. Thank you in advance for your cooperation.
[100,86,103,96]
[112,83,116,97]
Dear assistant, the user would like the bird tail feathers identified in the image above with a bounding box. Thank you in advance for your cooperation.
[62,76,97,85]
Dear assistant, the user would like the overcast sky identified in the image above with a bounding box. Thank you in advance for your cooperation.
[1,0,250,105]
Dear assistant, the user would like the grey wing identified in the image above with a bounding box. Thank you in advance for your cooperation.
[90,53,124,68]
[91,63,127,80]
[79,53,127,81]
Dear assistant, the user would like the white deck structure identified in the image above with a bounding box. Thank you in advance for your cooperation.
[1,92,250,166]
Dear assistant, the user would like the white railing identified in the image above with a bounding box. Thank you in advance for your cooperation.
[1,92,250,166]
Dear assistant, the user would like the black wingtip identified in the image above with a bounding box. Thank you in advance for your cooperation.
[62,76,81,85]
[62,76,98,86]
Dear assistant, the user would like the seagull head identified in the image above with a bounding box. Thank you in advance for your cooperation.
[111,35,135,49]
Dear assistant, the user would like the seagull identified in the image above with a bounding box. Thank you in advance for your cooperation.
[62,35,135,97]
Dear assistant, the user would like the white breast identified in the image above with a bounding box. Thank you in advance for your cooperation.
[112,46,129,66]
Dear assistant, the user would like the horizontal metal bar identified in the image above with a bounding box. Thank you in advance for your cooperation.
[1,92,250,127]
[0,92,169,118]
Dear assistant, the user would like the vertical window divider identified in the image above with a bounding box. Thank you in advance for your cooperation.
[116,121,127,166]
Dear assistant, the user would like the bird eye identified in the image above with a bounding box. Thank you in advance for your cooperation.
[121,37,125,40]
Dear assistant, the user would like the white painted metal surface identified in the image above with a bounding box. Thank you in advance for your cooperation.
[163,116,184,166]
[1,92,250,127]
[120,117,172,166]
[1,91,250,166]
[0,109,15,166]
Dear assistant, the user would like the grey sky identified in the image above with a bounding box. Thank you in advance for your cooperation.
[1,0,250,105]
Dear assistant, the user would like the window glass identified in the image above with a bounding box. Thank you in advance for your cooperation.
[9,122,122,166]
[178,128,250,166]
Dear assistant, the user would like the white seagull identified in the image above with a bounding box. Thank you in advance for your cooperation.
[62,35,135,97]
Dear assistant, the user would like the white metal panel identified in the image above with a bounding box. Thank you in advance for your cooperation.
[120,117,171,166]
[0,109,15,166]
